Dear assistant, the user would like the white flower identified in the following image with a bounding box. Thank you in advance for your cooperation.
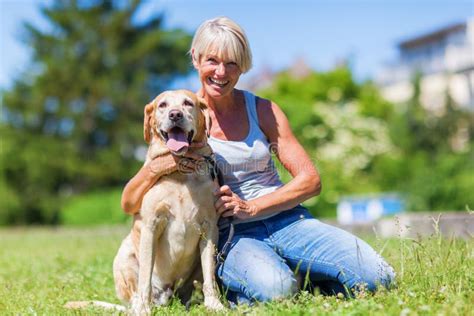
[312,101,394,176]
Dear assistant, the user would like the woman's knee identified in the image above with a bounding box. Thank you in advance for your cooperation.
[251,269,299,301]
[347,257,396,293]
[217,238,299,302]
[318,261,395,298]
[368,259,396,291]
[219,258,299,302]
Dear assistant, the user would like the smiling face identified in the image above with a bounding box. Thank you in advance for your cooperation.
[193,49,242,99]
[145,90,206,156]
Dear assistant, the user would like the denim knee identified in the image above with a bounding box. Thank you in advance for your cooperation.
[349,257,396,293]
[251,269,298,301]
[373,259,396,290]
[217,237,300,303]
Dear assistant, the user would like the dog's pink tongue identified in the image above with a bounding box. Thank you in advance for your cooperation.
[166,129,189,152]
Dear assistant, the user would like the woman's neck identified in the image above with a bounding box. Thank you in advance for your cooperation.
[198,89,239,115]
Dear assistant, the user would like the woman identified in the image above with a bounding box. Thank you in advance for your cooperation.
[122,17,395,304]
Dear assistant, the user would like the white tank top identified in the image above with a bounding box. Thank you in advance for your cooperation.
[208,90,284,223]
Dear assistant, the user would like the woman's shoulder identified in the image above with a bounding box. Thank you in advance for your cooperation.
[237,89,273,111]
[255,94,283,121]
[236,89,285,130]
[247,92,286,140]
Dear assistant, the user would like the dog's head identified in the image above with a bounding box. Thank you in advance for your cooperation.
[144,90,209,156]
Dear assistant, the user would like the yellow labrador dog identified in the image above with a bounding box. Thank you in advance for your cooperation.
[65,90,222,314]
[114,90,223,314]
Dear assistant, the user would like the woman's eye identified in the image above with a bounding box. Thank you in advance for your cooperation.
[207,58,217,63]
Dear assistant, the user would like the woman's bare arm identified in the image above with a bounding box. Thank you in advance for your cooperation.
[251,98,321,215]
[215,98,321,219]
[121,153,179,214]
[121,149,204,214]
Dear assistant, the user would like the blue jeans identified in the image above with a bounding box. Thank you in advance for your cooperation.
[216,205,395,304]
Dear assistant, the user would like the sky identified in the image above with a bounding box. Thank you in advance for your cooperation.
[1,0,473,90]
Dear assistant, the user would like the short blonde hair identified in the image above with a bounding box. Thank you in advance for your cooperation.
[191,17,252,73]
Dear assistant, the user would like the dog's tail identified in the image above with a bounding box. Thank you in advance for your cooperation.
[64,300,126,312]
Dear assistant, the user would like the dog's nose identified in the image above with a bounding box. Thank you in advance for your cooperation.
[168,110,183,122]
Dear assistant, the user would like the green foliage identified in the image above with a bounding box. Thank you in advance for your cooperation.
[259,66,473,215]
[0,226,472,314]
[377,74,474,211]
[61,187,129,225]
[1,0,192,224]
[259,66,395,216]
[260,67,357,144]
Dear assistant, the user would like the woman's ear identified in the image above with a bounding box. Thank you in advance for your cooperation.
[143,101,155,144]
[191,48,200,69]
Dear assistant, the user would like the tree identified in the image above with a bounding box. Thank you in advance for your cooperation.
[373,74,474,211]
[1,0,192,224]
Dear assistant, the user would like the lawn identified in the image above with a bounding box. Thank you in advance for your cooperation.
[0,223,472,315]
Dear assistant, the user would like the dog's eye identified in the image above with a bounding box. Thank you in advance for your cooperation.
[183,100,194,107]
[158,102,167,109]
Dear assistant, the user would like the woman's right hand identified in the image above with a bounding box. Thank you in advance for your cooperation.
[121,146,205,214]
[148,150,204,178]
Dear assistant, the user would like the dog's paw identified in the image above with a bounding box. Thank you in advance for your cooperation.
[130,294,151,316]
[152,287,173,306]
[204,296,225,311]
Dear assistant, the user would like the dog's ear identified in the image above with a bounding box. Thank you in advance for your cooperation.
[198,98,211,137]
[144,101,155,144]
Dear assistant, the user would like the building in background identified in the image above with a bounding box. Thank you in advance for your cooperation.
[376,17,474,112]
[337,194,404,224]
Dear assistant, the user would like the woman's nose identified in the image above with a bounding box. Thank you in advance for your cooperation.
[215,62,226,76]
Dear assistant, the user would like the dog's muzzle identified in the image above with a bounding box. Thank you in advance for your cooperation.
[160,125,194,155]
[168,110,183,122]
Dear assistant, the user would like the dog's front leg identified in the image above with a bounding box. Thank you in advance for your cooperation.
[199,220,225,311]
[131,206,168,316]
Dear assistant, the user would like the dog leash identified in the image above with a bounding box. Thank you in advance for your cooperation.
[203,154,235,263]
[216,217,235,264]
[201,154,235,264]
[202,154,224,185]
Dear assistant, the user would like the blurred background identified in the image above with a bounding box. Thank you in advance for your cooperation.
[1,0,473,226]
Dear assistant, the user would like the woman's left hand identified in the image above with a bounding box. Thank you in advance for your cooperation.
[214,185,258,220]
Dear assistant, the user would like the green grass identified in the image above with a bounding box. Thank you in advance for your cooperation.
[0,224,472,315]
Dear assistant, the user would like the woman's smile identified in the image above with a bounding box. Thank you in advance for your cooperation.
[208,77,230,87]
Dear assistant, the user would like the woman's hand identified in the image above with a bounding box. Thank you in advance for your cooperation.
[121,144,205,214]
[148,149,204,178]
[214,185,258,220]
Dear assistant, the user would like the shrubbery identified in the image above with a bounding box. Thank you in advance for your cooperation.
[259,67,474,216]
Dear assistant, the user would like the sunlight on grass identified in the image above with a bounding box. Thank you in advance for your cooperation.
[0,223,472,315]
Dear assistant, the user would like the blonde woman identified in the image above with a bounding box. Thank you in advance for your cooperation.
[121,17,395,304]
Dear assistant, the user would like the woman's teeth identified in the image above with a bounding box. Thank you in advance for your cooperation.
[209,78,229,86]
